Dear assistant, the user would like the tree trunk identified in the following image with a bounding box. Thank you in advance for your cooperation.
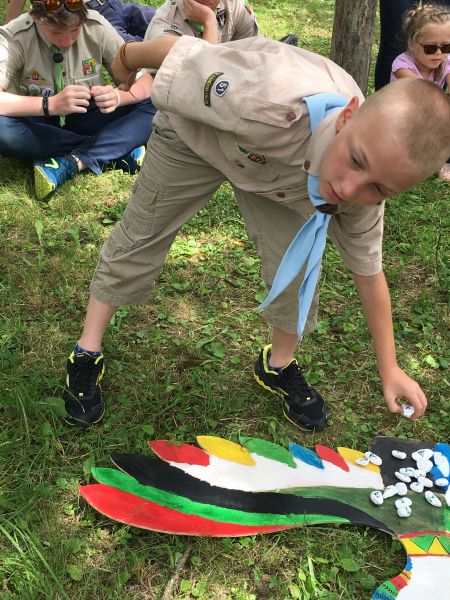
[330,0,377,95]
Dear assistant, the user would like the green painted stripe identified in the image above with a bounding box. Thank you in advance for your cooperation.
[240,437,297,468]
[92,468,349,528]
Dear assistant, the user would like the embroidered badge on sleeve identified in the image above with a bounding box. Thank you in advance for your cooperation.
[203,71,224,106]
[238,145,267,164]
[214,79,230,97]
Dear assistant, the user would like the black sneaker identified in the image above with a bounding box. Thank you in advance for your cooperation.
[63,351,105,426]
[254,344,328,432]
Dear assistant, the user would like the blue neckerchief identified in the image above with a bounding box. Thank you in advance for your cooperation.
[258,92,349,337]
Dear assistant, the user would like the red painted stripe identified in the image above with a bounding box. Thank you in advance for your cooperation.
[148,440,210,466]
[390,574,408,591]
[315,445,350,472]
[399,531,450,539]
[80,484,290,537]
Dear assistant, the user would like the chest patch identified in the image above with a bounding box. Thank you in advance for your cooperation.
[82,58,97,76]
[216,9,227,29]
[238,145,267,164]
[21,72,54,96]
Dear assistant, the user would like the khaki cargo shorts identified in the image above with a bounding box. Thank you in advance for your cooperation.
[90,116,318,335]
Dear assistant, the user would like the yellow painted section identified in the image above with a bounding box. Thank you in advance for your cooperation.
[197,436,256,466]
[428,538,448,556]
[337,447,380,474]
[402,539,429,555]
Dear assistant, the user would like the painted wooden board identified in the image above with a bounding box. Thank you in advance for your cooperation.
[79,436,450,600]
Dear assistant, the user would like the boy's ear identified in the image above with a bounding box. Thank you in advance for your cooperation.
[335,96,360,132]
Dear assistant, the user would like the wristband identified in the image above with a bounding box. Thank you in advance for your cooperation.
[119,41,141,74]
[42,95,50,118]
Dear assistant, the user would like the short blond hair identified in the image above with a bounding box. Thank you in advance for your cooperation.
[356,78,450,176]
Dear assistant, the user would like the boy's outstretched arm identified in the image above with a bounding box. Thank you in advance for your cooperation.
[353,271,427,420]
[112,37,180,89]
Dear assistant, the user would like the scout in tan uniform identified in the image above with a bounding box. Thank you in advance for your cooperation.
[0,0,155,200]
[4,0,156,43]
[62,35,450,429]
[144,0,258,45]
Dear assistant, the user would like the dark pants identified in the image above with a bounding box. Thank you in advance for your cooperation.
[92,0,156,42]
[0,99,156,174]
[375,0,450,89]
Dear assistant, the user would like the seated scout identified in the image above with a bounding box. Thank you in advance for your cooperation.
[62,36,450,429]
[4,0,156,42]
[0,0,155,201]
[144,0,259,45]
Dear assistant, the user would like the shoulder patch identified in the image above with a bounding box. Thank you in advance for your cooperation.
[214,78,230,98]
[203,71,223,106]
[163,29,183,36]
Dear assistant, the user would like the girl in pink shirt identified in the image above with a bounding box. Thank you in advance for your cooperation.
[391,3,450,181]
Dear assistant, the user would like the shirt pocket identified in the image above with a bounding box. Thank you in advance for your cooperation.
[73,73,104,89]
[240,96,303,128]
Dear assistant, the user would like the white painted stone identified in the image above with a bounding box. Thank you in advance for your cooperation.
[434,454,450,478]
[364,451,382,466]
[397,504,412,518]
[445,487,450,507]
[417,476,433,488]
[399,467,416,477]
[416,458,433,473]
[395,482,408,496]
[395,471,411,483]
[401,403,415,418]
[435,478,449,487]
[414,469,425,478]
[383,485,397,499]
[410,481,424,493]
[412,448,434,461]
[355,457,370,467]
[395,497,412,508]
[424,490,442,508]
[370,490,384,506]
[392,450,407,460]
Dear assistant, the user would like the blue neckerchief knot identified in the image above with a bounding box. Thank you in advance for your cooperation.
[258,92,349,337]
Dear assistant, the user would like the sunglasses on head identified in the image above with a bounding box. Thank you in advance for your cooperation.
[33,0,83,13]
[419,42,450,54]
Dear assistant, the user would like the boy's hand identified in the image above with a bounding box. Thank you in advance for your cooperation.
[49,84,91,115]
[91,85,120,113]
[381,365,427,420]
[183,0,216,26]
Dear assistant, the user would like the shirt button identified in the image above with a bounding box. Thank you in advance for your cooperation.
[235,161,245,168]
[304,160,311,170]
[276,192,285,198]
[286,111,297,122]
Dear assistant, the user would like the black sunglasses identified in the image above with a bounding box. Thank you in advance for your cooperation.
[419,42,450,54]
[33,0,83,13]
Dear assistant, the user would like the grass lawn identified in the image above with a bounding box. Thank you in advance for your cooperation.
[0,0,449,598]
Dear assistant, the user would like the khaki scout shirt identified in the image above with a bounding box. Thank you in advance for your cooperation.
[144,0,258,43]
[152,36,384,276]
[0,10,122,97]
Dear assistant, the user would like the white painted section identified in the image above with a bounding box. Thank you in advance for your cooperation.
[168,453,384,492]
[397,556,450,599]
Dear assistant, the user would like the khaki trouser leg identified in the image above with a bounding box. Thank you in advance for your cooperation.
[234,187,320,336]
[90,128,225,306]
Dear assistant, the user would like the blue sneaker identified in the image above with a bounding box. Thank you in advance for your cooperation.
[34,156,78,201]
[114,146,145,174]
